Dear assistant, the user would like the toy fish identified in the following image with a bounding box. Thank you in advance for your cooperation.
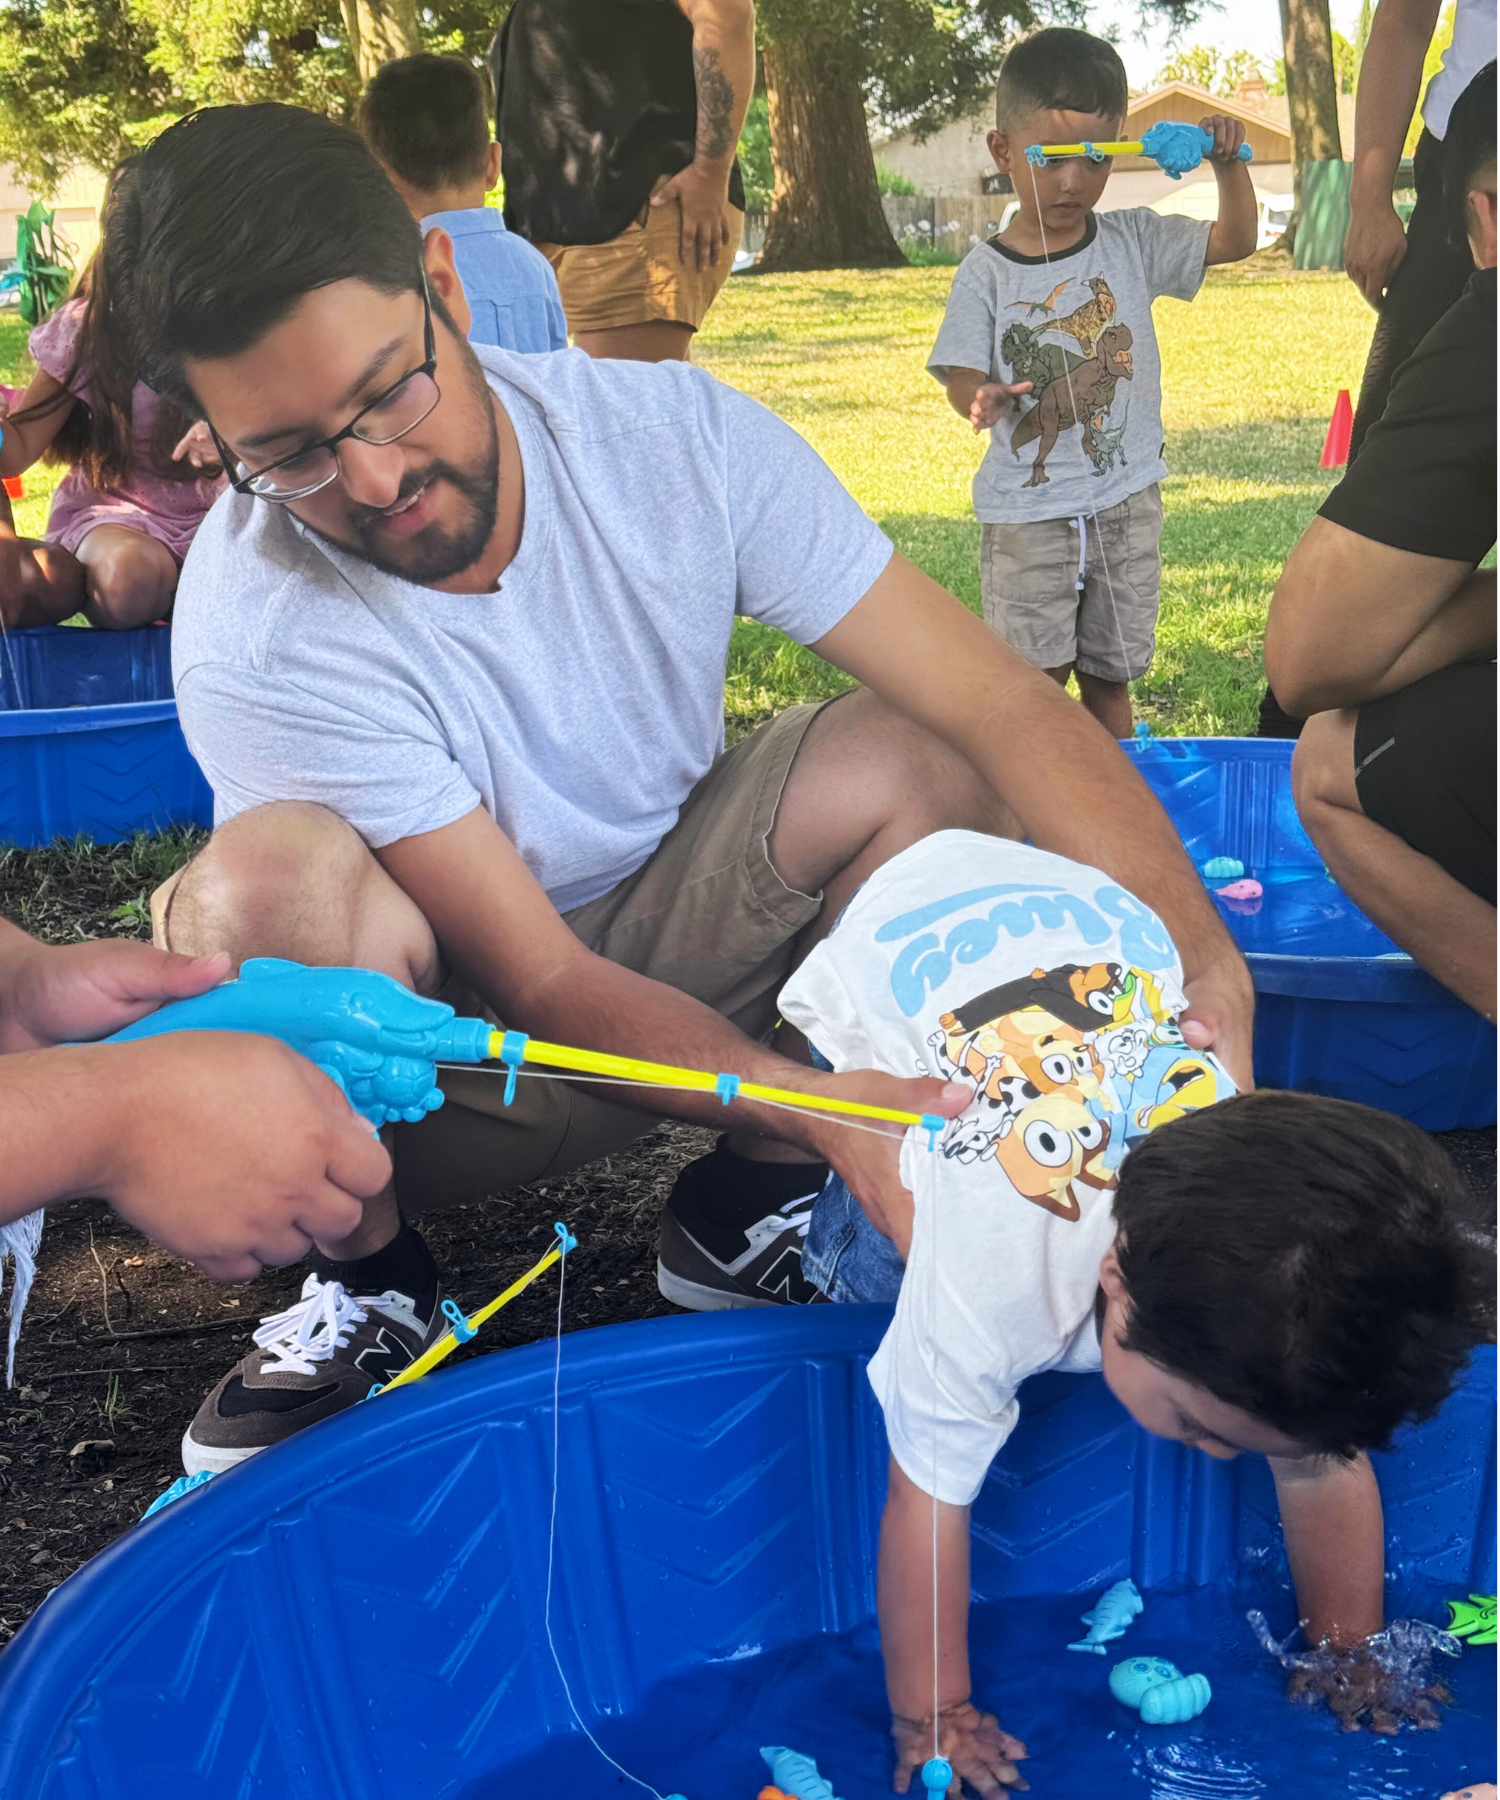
[1213,878,1263,901]
[1446,1594,1498,1645]
[759,1747,841,1800]
[1067,1577,1143,1653]
[1109,1655,1212,1723]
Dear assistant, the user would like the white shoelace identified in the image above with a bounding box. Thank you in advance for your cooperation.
[253,1279,368,1377]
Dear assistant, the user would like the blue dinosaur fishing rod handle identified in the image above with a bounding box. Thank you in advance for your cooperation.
[99,956,493,1127]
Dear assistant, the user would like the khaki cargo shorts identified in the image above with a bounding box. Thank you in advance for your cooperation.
[154,701,830,1214]
[538,176,744,335]
[980,481,1163,683]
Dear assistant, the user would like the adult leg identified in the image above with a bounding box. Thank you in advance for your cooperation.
[573,321,695,362]
[1292,711,1496,1018]
[75,525,178,629]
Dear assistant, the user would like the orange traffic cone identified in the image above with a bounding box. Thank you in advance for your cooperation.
[2,477,22,500]
[1319,388,1354,469]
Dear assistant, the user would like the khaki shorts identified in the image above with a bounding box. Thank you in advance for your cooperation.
[155,701,829,1213]
[980,482,1163,683]
[538,176,744,335]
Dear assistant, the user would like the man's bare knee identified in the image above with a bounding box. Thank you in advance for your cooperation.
[165,802,438,986]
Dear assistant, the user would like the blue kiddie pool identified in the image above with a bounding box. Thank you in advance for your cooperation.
[0,625,211,846]
[0,1309,1492,1798]
[1125,733,1496,1130]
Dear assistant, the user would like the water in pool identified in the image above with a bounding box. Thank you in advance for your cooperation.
[477,1582,1494,1798]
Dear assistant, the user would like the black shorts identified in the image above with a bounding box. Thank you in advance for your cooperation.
[1353,662,1496,905]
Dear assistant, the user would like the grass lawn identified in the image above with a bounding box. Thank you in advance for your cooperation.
[0,261,1376,737]
[696,255,1375,736]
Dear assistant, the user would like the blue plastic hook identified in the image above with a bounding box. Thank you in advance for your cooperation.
[498,1029,528,1105]
[440,1298,477,1344]
[714,1072,741,1106]
[921,1755,954,1797]
[553,1221,577,1255]
[920,1112,945,1151]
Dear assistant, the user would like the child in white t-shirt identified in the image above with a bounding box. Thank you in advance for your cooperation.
[927,28,1258,739]
[779,830,1487,1792]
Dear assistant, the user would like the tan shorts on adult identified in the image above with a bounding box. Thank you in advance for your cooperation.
[538,178,744,334]
[980,481,1163,683]
[154,701,828,1214]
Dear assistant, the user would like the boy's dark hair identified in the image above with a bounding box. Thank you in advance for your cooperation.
[995,28,1129,130]
[358,53,492,192]
[1113,1090,1492,1457]
[101,104,424,411]
[1443,59,1496,250]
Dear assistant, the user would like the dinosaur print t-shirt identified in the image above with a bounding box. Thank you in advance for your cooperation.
[928,210,1211,526]
[777,831,1235,1505]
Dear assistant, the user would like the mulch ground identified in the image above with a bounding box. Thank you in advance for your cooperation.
[0,837,1493,1652]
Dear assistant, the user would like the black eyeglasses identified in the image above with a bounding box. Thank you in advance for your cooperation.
[211,281,440,503]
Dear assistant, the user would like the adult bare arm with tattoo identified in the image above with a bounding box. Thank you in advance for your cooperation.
[651,0,756,271]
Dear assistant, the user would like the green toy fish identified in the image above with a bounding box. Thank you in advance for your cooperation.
[1445,1594,1497,1646]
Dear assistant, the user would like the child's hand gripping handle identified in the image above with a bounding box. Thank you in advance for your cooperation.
[97,956,494,1127]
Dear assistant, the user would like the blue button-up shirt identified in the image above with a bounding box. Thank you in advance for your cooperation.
[421,207,568,354]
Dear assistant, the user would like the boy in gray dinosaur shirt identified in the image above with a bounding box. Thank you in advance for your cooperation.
[928,28,1257,737]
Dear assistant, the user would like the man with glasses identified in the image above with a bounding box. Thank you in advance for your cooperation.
[106,104,1252,1475]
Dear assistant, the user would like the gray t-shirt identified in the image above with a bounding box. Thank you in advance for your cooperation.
[172,347,893,913]
[928,209,1211,525]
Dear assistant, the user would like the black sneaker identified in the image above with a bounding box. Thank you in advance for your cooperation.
[657,1144,831,1310]
[181,1273,445,1475]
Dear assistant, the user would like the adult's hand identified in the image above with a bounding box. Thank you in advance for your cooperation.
[0,930,231,1054]
[1344,197,1410,307]
[650,161,733,271]
[11,1033,392,1281]
[804,1068,971,1256]
[1178,957,1256,1092]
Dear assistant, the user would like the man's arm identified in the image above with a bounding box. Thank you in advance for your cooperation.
[653,0,756,271]
[880,1456,1028,1794]
[1265,518,1490,716]
[375,806,970,1245]
[1344,0,1444,307]
[811,553,1256,1086]
[1202,115,1258,265]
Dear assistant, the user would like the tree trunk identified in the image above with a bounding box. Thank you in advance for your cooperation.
[1278,0,1344,252]
[338,0,423,86]
[758,36,904,271]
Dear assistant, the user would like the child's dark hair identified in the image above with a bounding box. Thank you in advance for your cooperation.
[1442,59,1496,250]
[358,53,492,193]
[1113,1090,1492,1457]
[100,104,424,412]
[6,162,200,490]
[995,28,1129,130]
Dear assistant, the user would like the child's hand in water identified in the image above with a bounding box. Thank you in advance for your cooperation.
[891,1700,1029,1794]
[968,382,1032,432]
[1285,1641,1452,1733]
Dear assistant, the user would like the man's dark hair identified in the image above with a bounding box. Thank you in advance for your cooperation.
[995,28,1129,130]
[1113,1090,1492,1457]
[358,53,492,192]
[1443,59,1497,249]
[102,104,424,411]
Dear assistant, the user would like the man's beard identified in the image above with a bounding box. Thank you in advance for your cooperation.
[307,353,502,585]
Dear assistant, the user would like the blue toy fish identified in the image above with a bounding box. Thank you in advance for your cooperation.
[1067,1577,1143,1654]
[760,1746,842,1800]
[1109,1655,1212,1724]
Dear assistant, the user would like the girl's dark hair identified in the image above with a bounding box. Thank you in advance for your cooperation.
[1443,59,1496,249]
[8,162,199,491]
[102,103,425,413]
[1113,1090,1492,1457]
[995,28,1130,129]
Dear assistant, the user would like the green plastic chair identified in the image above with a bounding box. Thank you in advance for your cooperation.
[13,200,75,328]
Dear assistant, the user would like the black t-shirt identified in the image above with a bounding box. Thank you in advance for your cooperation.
[1319,266,1497,565]
[492,0,745,248]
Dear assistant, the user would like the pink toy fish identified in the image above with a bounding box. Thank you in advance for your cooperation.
[1213,878,1263,900]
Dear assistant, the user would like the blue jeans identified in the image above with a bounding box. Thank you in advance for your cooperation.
[803,1173,906,1304]
[802,1039,907,1303]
